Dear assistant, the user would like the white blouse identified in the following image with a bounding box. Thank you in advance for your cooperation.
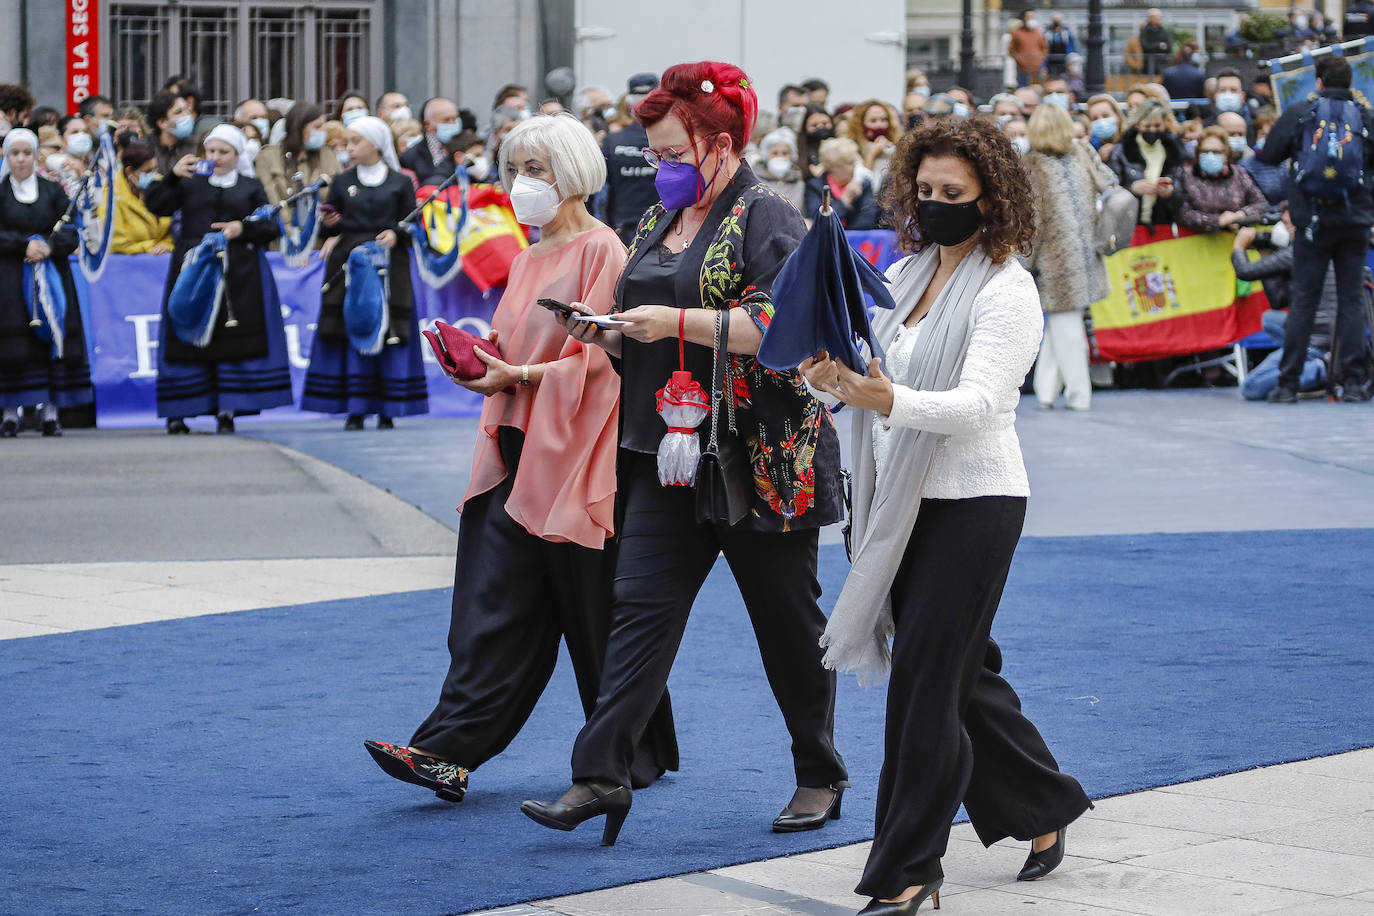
[357,162,388,187]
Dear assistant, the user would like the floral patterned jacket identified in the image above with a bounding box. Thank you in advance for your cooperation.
[612,163,843,531]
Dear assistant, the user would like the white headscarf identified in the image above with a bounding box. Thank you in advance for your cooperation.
[1,128,40,201]
[346,116,401,173]
[204,123,255,178]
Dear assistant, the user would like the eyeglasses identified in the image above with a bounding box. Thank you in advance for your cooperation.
[642,136,708,169]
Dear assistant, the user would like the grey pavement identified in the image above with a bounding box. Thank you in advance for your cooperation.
[3,389,1372,915]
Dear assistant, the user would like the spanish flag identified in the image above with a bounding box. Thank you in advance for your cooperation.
[1089,225,1269,363]
[415,183,530,292]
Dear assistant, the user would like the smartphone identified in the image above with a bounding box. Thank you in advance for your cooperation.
[319,203,340,217]
[192,159,215,176]
[537,297,577,317]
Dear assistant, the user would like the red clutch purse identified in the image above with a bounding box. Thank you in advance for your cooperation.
[423,321,515,394]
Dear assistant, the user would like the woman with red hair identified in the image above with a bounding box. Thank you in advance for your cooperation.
[522,61,849,845]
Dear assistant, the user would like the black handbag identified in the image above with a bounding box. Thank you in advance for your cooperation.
[694,308,754,526]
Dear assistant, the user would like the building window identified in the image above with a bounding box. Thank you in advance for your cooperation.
[104,2,376,116]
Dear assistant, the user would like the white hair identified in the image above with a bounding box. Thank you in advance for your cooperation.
[572,85,613,113]
[498,113,606,199]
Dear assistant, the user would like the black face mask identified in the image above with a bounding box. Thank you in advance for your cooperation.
[1140,129,1164,145]
[806,127,835,143]
[917,195,984,247]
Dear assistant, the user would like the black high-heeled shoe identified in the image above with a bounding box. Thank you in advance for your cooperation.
[772,781,850,833]
[343,414,365,431]
[166,418,190,435]
[521,781,632,846]
[858,878,942,914]
[1017,827,1066,881]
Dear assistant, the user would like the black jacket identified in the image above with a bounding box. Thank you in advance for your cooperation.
[399,137,450,186]
[1231,246,1336,349]
[804,176,878,230]
[602,123,659,230]
[1107,129,1186,226]
[1161,62,1206,101]
[1258,88,1374,229]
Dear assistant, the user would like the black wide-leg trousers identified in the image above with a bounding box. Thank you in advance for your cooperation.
[570,451,848,791]
[410,429,678,780]
[857,496,1091,899]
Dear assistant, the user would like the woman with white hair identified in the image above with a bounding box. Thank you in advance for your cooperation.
[144,124,292,433]
[300,115,429,429]
[365,112,676,803]
[0,128,94,437]
[755,126,805,209]
[804,136,879,229]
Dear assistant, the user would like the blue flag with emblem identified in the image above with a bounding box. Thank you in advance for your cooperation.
[343,241,391,356]
[167,231,230,348]
[73,133,118,283]
[22,235,67,360]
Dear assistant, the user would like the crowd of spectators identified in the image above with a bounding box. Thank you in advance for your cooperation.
[0,0,1369,404]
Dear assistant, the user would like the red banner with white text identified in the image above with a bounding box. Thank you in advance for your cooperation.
[66,0,100,114]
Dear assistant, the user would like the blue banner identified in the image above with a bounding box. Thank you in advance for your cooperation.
[73,252,498,427]
[70,232,903,428]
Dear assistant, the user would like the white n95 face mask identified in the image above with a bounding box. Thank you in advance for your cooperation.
[1270,221,1291,249]
[509,174,562,226]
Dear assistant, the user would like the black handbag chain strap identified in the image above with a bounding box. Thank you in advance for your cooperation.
[706,307,733,452]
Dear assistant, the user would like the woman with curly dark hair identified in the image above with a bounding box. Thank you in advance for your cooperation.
[801,117,1092,915]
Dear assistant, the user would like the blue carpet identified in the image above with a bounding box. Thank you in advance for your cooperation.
[3,530,1372,915]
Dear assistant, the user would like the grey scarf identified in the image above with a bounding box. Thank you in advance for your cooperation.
[819,244,996,685]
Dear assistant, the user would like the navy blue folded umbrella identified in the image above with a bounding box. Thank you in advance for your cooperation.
[757,198,896,373]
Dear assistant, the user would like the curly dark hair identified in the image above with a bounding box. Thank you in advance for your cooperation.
[881,117,1035,264]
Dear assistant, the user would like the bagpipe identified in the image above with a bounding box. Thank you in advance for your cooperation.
[16,141,119,357]
[277,172,331,267]
[316,166,472,357]
[164,177,333,349]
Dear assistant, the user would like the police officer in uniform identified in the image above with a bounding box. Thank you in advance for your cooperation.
[601,73,662,246]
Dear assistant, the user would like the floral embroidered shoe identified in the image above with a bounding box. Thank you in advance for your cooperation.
[364,740,469,802]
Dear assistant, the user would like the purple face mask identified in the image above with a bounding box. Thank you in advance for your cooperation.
[655,158,706,209]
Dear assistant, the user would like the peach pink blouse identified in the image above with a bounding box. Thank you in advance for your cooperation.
[459,226,626,549]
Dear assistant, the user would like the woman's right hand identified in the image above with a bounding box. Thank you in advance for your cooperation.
[799,349,840,393]
[557,301,623,356]
[172,155,199,179]
[842,180,863,206]
[1130,178,1157,197]
[321,208,342,227]
[24,239,51,262]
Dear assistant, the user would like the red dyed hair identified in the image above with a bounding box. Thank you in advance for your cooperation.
[633,61,758,153]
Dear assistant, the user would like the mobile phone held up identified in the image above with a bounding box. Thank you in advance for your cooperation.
[537,297,578,317]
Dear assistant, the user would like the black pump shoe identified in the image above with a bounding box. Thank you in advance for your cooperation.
[363,740,469,802]
[41,419,62,437]
[773,781,850,833]
[166,418,190,435]
[1017,827,1067,881]
[344,414,365,431]
[377,416,394,429]
[858,878,942,914]
[0,420,17,438]
[216,414,235,434]
[521,781,632,846]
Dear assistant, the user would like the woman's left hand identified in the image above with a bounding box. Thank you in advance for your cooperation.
[375,229,398,249]
[616,305,679,344]
[835,358,894,414]
[455,330,521,396]
[210,220,244,240]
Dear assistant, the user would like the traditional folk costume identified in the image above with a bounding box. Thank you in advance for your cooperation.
[0,129,93,436]
[143,125,293,426]
[300,117,428,424]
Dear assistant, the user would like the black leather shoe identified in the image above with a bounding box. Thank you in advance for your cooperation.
[216,414,235,434]
[0,420,17,438]
[1267,385,1298,403]
[41,419,62,437]
[344,414,365,431]
[1341,380,1371,402]
[377,416,394,429]
[364,740,469,802]
[521,781,632,846]
[773,781,849,833]
[1017,827,1067,881]
[166,418,190,435]
[858,879,942,914]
